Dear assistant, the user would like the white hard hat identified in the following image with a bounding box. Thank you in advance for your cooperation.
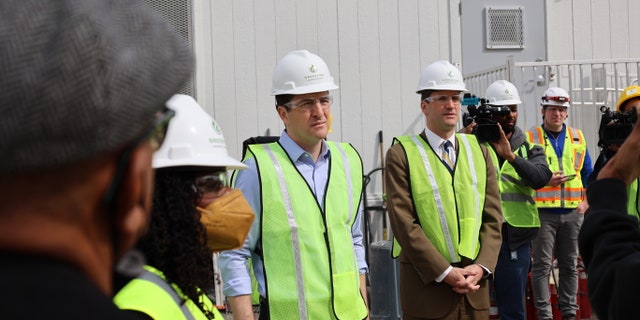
[271,50,339,95]
[416,60,466,93]
[485,80,522,105]
[541,87,571,108]
[153,94,247,170]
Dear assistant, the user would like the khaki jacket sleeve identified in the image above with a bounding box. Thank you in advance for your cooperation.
[385,143,452,284]
[473,143,503,273]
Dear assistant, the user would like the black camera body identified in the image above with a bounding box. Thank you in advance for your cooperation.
[462,94,510,142]
[598,105,637,148]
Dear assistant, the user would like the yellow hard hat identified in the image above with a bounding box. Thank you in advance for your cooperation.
[616,85,640,112]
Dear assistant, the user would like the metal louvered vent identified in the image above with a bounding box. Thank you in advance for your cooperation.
[485,7,524,49]
[141,0,194,96]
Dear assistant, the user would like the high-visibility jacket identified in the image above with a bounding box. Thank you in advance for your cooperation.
[526,126,587,208]
[486,143,540,228]
[246,141,367,320]
[391,134,487,263]
[114,265,221,320]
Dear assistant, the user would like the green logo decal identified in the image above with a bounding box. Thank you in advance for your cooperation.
[211,120,222,135]
[309,64,317,73]
[448,71,454,77]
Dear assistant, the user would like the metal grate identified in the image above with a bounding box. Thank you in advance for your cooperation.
[141,0,194,96]
[485,7,525,49]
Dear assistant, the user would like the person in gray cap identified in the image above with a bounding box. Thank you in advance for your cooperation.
[0,0,192,319]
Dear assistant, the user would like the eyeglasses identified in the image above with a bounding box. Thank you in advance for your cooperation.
[541,96,570,103]
[423,94,463,105]
[147,107,175,151]
[284,95,333,111]
[193,171,229,194]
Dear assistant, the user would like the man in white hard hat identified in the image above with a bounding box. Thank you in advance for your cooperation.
[385,60,502,319]
[526,87,593,320]
[481,80,552,320]
[218,50,368,319]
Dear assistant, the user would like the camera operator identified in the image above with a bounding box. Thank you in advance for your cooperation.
[588,85,640,220]
[480,80,552,320]
[578,106,640,320]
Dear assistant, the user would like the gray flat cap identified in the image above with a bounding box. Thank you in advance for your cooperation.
[0,0,194,173]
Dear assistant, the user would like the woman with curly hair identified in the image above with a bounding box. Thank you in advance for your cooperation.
[114,95,251,319]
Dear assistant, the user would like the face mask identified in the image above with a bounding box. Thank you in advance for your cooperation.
[196,189,255,252]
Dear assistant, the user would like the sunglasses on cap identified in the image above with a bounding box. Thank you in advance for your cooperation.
[147,107,175,151]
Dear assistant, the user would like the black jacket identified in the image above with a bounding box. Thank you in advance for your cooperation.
[0,253,140,320]
[579,178,640,320]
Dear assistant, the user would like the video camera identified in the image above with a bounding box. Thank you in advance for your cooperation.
[462,93,511,142]
[597,105,637,148]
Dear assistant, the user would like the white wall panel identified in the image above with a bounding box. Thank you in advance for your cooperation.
[397,0,427,140]
[231,1,259,159]
[591,0,611,59]
[209,0,241,158]
[378,0,403,161]
[356,1,382,170]
[336,1,363,148]
[629,1,640,56]
[546,0,574,60]
[253,1,281,138]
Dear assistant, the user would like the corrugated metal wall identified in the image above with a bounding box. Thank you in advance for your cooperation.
[192,0,462,196]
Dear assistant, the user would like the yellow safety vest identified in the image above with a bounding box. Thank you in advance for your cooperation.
[246,141,367,320]
[526,126,586,208]
[486,143,539,228]
[114,265,221,320]
[391,134,487,263]
[627,179,640,220]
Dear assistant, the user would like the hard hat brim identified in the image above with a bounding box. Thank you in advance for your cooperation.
[272,82,339,96]
[415,85,467,93]
[491,99,522,106]
[153,155,247,170]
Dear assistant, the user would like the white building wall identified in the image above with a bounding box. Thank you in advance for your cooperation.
[546,0,640,61]
[542,0,640,160]
[192,0,463,196]
[188,0,640,195]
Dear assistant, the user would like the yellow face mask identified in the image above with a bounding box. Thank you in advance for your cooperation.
[196,189,255,252]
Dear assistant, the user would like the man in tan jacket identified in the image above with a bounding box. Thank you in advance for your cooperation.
[385,60,502,320]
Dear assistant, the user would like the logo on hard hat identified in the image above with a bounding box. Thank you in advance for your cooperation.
[211,120,222,135]
[305,64,324,81]
[448,71,454,78]
[627,88,638,95]
[208,120,225,144]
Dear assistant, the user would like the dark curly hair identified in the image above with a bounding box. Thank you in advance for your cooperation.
[137,169,216,318]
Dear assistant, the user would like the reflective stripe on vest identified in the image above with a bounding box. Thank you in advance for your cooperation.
[391,134,486,262]
[114,265,217,320]
[486,143,539,227]
[526,126,586,208]
[247,141,367,320]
